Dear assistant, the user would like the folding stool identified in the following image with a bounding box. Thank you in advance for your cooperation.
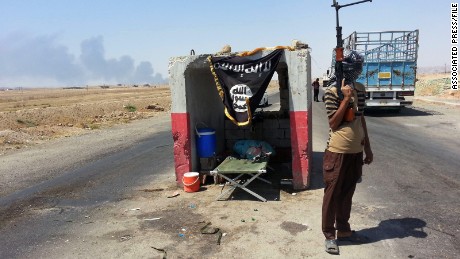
[210,156,271,202]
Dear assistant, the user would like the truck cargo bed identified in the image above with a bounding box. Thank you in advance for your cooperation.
[344,30,419,107]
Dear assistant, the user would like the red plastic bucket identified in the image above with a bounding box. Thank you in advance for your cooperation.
[182,172,200,192]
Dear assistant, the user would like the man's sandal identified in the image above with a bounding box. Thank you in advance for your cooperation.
[337,230,370,243]
[325,239,339,255]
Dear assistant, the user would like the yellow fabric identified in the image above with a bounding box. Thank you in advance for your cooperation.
[237,46,294,57]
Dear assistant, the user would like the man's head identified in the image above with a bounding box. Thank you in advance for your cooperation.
[342,49,364,82]
[327,49,364,87]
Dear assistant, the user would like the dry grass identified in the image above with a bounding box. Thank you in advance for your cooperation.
[416,73,459,98]
[0,85,171,153]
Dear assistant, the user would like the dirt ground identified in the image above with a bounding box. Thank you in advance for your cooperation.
[416,73,458,98]
[0,85,171,155]
[0,75,456,155]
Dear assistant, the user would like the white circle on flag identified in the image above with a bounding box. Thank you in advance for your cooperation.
[230,84,252,112]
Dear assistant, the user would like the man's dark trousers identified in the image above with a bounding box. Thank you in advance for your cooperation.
[322,150,363,240]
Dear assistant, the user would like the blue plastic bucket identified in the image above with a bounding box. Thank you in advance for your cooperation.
[196,128,216,158]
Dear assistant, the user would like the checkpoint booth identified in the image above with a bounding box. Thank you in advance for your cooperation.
[169,47,312,192]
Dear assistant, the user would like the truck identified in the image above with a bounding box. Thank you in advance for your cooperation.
[322,69,331,88]
[333,30,419,111]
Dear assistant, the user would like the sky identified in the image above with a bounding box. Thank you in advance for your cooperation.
[0,0,451,87]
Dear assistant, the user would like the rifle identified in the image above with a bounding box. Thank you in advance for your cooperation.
[331,0,372,99]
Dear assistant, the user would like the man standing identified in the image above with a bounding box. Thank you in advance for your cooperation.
[312,78,320,102]
[321,50,373,255]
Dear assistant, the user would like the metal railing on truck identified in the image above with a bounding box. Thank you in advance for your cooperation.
[343,30,419,88]
[343,30,419,107]
[344,30,418,62]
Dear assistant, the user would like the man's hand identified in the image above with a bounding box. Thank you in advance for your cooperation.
[341,79,353,99]
[363,146,373,165]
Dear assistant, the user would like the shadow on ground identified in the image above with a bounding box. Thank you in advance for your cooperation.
[210,150,328,201]
[340,217,428,246]
[212,164,282,202]
[308,151,325,191]
[365,107,443,117]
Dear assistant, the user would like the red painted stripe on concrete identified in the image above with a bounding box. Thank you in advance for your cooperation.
[290,111,310,189]
[171,113,192,186]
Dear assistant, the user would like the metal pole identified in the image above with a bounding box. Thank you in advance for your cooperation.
[331,0,372,99]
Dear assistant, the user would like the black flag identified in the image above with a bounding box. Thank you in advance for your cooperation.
[209,49,283,126]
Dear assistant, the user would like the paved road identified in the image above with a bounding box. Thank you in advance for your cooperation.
[0,116,176,258]
[311,97,460,258]
[362,105,459,258]
[0,94,459,258]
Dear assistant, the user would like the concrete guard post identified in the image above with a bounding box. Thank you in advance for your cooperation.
[285,50,312,189]
[169,49,312,189]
